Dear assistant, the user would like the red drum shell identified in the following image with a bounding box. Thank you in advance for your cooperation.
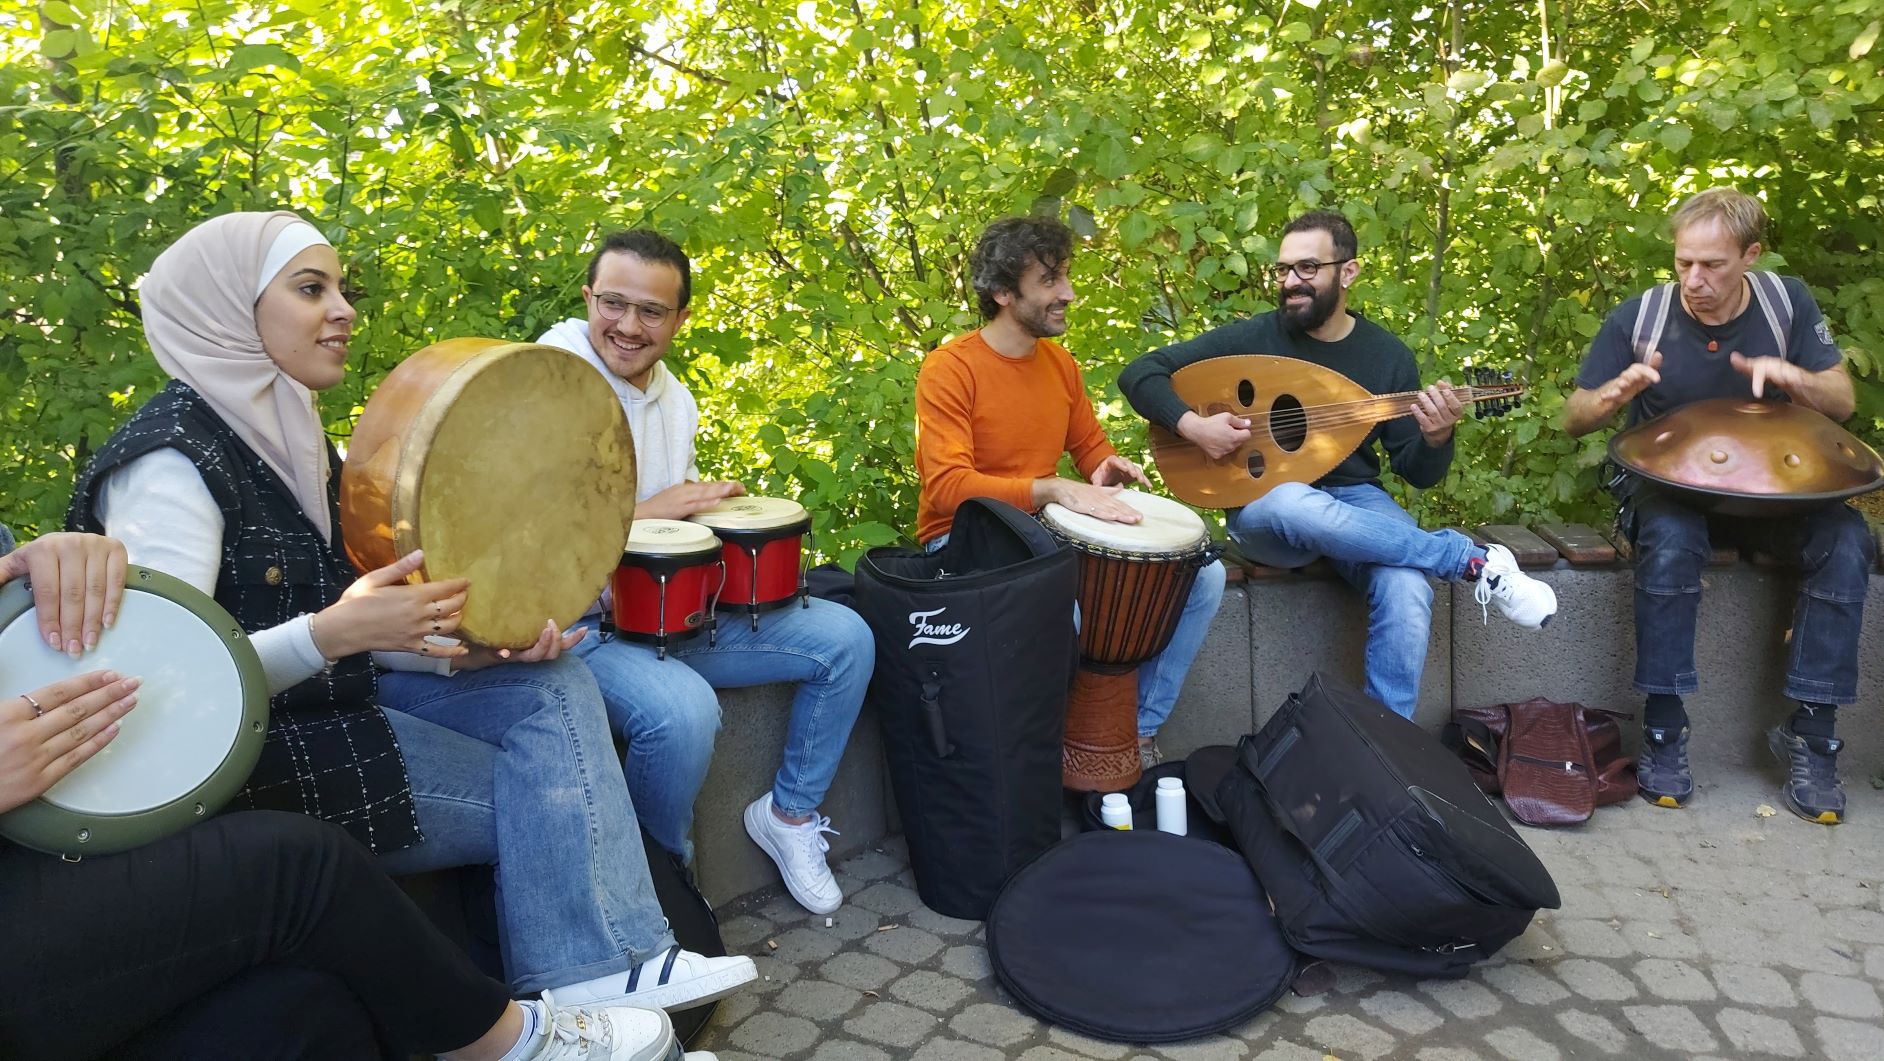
[611,552,720,642]
[716,530,807,608]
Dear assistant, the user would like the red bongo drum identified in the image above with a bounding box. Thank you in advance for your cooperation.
[609,519,724,659]
[687,496,812,630]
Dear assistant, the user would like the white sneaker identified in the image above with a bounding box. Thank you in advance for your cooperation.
[530,1004,679,1061]
[743,793,843,915]
[1473,544,1557,629]
[546,946,757,1013]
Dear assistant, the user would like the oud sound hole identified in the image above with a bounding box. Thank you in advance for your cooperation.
[1246,450,1265,480]
[1270,394,1307,452]
[1237,379,1256,407]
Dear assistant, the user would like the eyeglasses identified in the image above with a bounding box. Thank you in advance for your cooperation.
[1268,258,1354,282]
[592,293,677,328]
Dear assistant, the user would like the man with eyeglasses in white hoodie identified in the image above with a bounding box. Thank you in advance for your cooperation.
[538,230,871,917]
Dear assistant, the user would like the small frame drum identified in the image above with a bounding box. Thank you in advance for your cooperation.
[1039,490,1217,792]
[0,566,268,857]
[687,496,812,630]
[610,519,725,659]
[339,338,638,648]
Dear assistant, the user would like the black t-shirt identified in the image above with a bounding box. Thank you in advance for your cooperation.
[1575,274,1841,426]
[1119,309,1453,490]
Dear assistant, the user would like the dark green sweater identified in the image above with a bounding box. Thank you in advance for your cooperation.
[1119,309,1455,492]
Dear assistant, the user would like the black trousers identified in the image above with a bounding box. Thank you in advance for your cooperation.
[0,811,509,1060]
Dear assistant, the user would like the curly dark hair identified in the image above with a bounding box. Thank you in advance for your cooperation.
[969,216,1073,320]
[586,229,692,309]
[1279,210,1358,261]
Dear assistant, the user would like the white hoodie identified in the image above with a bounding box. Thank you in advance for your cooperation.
[537,317,700,502]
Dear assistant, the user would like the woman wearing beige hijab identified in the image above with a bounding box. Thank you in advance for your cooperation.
[66,212,753,1029]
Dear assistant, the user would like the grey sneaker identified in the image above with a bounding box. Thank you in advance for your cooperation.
[1637,725,1693,808]
[1138,738,1165,772]
[1767,724,1845,825]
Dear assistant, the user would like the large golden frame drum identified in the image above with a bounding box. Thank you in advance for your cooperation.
[339,338,637,648]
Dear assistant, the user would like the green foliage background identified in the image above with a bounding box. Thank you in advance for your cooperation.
[5,0,1882,561]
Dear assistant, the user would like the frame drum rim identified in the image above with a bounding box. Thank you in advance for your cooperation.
[0,566,268,857]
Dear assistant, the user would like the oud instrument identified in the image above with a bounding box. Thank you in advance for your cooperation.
[1147,355,1522,509]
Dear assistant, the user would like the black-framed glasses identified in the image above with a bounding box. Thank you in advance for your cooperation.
[1269,258,1354,282]
[592,293,677,327]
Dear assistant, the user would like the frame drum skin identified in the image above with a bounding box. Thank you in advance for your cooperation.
[0,566,268,857]
[340,338,637,648]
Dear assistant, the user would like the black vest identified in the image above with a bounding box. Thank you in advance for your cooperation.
[68,382,420,853]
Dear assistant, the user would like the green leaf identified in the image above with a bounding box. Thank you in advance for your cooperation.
[1119,210,1156,248]
[1041,167,1078,196]
[228,44,302,74]
[1067,203,1097,238]
[1853,20,1881,60]
[1658,123,1692,152]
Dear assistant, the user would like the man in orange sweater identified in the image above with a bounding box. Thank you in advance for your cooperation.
[915,216,1226,767]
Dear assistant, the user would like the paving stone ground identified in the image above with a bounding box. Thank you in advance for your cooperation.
[690,766,1884,1060]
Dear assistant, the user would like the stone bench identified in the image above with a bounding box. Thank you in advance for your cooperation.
[681,521,1884,904]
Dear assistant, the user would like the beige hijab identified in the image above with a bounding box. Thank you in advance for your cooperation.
[141,210,336,540]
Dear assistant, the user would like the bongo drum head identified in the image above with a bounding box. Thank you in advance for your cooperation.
[686,495,809,532]
[342,339,637,648]
[0,566,267,856]
[626,519,722,558]
[1040,489,1207,554]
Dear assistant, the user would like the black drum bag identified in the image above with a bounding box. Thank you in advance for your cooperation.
[1217,673,1561,979]
[854,498,1078,919]
[987,830,1297,1043]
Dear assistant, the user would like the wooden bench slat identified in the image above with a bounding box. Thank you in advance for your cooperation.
[1533,522,1618,566]
[1476,524,1559,568]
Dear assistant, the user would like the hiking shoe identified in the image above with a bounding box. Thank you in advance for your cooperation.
[1637,725,1694,808]
[532,1005,680,1061]
[1139,738,1165,772]
[1472,544,1557,629]
[547,946,757,1013]
[745,793,843,915]
[1767,724,1845,825]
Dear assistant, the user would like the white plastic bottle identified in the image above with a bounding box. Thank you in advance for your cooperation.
[1099,792,1133,830]
[1155,776,1188,836]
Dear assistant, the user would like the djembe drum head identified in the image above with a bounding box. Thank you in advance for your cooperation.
[340,339,637,648]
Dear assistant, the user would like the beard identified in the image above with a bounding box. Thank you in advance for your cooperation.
[1278,281,1341,333]
[1013,298,1071,339]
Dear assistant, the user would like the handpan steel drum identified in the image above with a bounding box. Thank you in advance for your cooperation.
[340,338,638,648]
[0,566,268,857]
[1610,399,1884,516]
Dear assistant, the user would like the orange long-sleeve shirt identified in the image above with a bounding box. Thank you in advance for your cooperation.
[914,330,1119,544]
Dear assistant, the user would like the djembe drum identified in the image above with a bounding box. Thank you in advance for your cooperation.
[1039,489,1216,792]
[338,338,638,648]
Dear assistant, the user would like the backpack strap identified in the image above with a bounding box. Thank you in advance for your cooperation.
[1630,282,1677,362]
[1746,270,1793,360]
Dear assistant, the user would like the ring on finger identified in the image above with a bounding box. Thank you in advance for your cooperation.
[21,693,43,717]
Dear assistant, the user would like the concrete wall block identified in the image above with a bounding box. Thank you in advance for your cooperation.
[1152,584,1255,758]
[690,687,887,907]
[1243,575,1453,732]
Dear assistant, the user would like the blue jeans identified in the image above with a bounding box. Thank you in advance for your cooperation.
[925,535,1226,738]
[374,656,674,994]
[1623,483,1873,703]
[1227,481,1477,719]
[570,597,873,862]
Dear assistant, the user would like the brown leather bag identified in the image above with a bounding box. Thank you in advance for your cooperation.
[1445,699,1638,826]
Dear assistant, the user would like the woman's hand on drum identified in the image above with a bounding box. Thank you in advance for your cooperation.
[636,480,746,521]
[0,670,141,815]
[0,532,128,659]
[1090,454,1153,490]
[453,620,588,672]
[1036,478,1144,524]
[311,550,470,661]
